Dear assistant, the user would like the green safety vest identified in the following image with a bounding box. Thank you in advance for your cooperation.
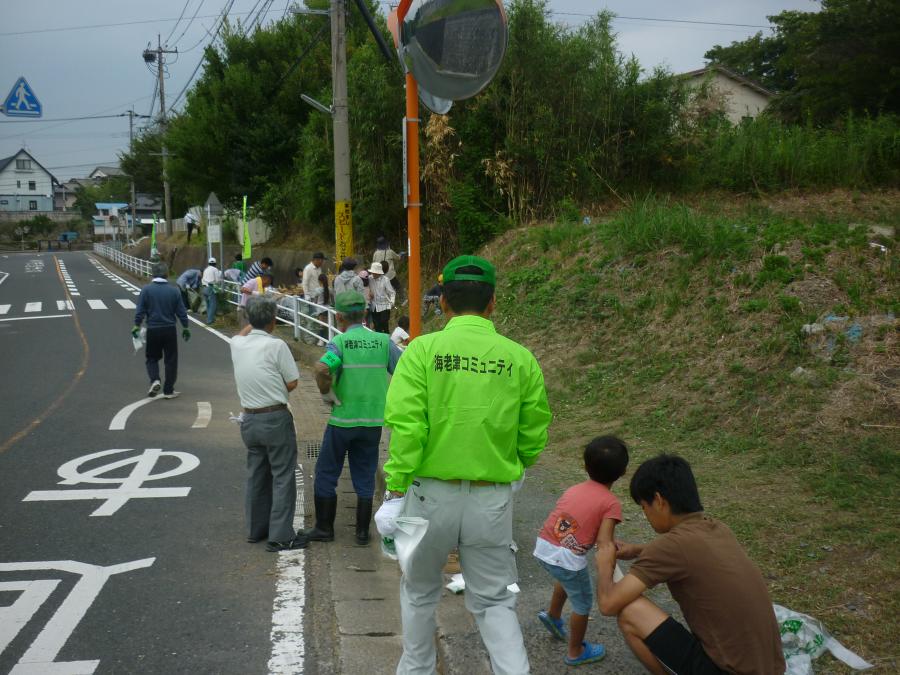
[325,326,391,428]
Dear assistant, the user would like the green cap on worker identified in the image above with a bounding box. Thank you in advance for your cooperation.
[335,290,367,313]
[442,255,496,287]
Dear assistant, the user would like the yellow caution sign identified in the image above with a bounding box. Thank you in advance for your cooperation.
[335,201,353,264]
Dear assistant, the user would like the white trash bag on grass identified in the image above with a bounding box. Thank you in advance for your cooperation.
[775,604,873,674]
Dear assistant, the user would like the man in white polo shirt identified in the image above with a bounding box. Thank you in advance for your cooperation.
[201,257,222,325]
[230,295,306,552]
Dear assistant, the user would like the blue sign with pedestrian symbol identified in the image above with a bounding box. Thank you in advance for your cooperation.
[2,77,42,117]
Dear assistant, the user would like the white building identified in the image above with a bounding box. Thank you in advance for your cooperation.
[682,65,774,124]
[0,149,58,213]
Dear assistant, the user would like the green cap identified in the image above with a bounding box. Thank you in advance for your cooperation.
[335,290,367,312]
[441,255,496,287]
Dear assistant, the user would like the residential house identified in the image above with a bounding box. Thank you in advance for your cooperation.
[53,178,92,211]
[681,64,773,124]
[92,202,129,238]
[89,165,126,181]
[0,149,58,213]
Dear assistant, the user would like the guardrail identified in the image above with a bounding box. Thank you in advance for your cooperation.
[93,243,153,278]
[92,243,342,342]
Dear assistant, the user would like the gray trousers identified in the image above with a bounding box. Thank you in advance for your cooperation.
[397,477,528,675]
[240,409,297,542]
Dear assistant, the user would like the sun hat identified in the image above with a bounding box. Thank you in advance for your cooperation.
[368,261,384,275]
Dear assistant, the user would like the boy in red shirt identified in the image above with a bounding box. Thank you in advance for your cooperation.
[533,435,629,666]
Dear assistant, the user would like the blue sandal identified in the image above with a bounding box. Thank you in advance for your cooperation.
[537,610,567,640]
[565,642,606,666]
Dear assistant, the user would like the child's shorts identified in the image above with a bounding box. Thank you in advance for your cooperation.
[537,559,593,615]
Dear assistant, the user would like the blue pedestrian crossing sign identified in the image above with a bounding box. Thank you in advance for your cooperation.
[2,77,42,117]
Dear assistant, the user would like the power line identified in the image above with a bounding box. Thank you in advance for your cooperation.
[0,113,127,124]
[163,0,193,46]
[0,5,289,37]
[171,0,208,48]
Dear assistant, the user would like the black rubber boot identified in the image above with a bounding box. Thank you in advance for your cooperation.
[355,498,373,546]
[305,495,337,542]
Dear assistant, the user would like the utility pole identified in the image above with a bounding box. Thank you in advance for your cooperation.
[127,107,137,240]
[331,0,353,264]
[143,36,177,235]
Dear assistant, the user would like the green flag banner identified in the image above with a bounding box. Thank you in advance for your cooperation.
[242,196,251,259]
[151,214,158,252]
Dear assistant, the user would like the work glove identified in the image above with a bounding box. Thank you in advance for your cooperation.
[320,390,342,407]
[374,497,405,536]
[132,326,141,338]
[182,328,191,342]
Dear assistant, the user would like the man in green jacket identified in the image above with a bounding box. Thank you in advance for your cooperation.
[306,290,402,545]
[383,255,552,675]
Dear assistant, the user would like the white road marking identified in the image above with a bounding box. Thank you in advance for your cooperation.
[192,402,212,428]
[0,271,9,286]
[0,314,71,323]
[86,299,107,310]
[267,464,306,675]
[0,304,10,314]
[70,292,81,297]
[0,558,155,674]
[108,397,157,430]
[23,448,200,516]
[25,302,41,313]
[57,300,75,311]
[115,299,136,309]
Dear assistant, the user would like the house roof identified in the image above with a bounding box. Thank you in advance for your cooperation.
[0,148,60,185]
[681,64,774,98]
[90,165,126,178]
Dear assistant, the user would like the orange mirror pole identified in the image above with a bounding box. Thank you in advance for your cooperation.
[406,73,422,338]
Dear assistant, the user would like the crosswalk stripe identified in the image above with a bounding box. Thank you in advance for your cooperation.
[25,302,42,313]
[57,300,75,310]
[86,299,107,310]
[115,299,136,309]
[0,304,10,315]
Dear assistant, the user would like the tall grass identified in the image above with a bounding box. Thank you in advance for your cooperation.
[690,114,900,191]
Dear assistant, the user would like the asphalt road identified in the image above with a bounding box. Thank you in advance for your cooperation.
[0,251,282,674]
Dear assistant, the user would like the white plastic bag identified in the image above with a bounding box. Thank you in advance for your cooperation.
[775,604,873,674]
[132,326,147,353]
[374,497,405,536]
[393,516,429,575]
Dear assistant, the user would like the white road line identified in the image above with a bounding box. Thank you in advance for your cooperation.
[0,314,72,323]
[86,299,107,310]
[25,302,42,313]
[0,304,10,315]
[56,300,75,311]
[267,465,306,674]
[71,292,81,297]
[115,299,136,309]
[191,402,212,428]
[0,271,10,286]
[109,397,157,431]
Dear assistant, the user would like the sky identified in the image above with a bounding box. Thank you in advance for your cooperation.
[0,0,818,182]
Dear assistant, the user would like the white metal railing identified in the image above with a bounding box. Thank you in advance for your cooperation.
[222,280,342,343]
[93,243,343,342]
[93,243,153,277]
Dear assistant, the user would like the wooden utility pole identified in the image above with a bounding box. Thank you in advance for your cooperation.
[331,0,353,264]
[143,36,177,234]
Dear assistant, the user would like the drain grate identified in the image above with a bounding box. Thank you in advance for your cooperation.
[305,441,320,459]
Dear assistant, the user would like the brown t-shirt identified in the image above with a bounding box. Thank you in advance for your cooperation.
[629,513,785,675]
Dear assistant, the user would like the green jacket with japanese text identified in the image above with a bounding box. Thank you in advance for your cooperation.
[383,315,551,492]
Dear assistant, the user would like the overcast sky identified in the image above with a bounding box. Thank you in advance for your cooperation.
[0,0,817,181]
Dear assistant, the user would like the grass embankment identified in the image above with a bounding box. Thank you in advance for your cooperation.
[481,191,898,671]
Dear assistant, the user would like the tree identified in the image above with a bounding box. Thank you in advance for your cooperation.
[706,0,900,122]
[72,178,131,220]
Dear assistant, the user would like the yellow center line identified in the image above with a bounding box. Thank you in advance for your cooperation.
[0,255,91,454]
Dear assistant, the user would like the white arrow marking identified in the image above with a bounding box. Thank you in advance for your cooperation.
[109,397,156,431]
[192,402,212,428]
